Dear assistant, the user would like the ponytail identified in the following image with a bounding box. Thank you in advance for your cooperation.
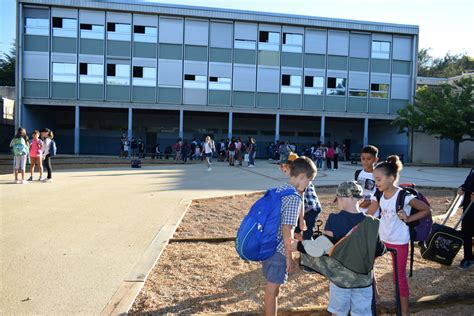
[374,155,403,180]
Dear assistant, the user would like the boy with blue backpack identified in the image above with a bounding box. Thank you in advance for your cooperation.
[236,157,316,315]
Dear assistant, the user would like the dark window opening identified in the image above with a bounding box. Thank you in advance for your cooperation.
[80,23,92,30]
[304,76,313,87]
[371,83,379,91]
[134,25,145,34]
[209,76,218,82]
[133,66,143,78]
[282,74,290,86]
[283,33,288,44]
[107,64,116,76]
[184,74,195,81]
[259,31,269,43]
[52,17,62,28]
[79,63,88,75]
[107,23,115,32]
[327,77,336,88]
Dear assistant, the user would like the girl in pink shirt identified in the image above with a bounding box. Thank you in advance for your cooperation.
[28,130,44,181]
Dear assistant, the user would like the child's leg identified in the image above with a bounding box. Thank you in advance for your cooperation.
[385,242,409,315]
[20,156,27,180]
[30,157,36,177]
[38,157,43,177]
[264,282,280,316]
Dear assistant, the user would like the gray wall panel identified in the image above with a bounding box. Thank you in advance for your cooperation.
[282,52,302,68]
[79,84,104,100]
[52,83,77,99]
[158,60,182,85]
[328,30,349,56]
[233,66,256,91]
[233,91,254,107]
[305,29,326,54]
[209,90,231,106]
[106,85,130,101]
[24,35,49,52]
[390,99,408,114]
[24,53,49,79]
[393,36,412,61]
[350,33,370,58]
[281,94,301,110]
[23,80,49,98]
[184,88,207,105]
[349,57,369,72]
[325,96,346,112]
[257,92,278,108]
[328,55,348,70]
[210,22,233,48]
[392,60,411,75]
[348,97,367,112]
[371,59,390,73]
[234,22,257,40]
[158,87,181,103]
[185,45,208,61]
[159,17,183,44]
[257,67,280,92]
[107,40,131,57]
[234,49,256,64]
[369,98,389,113]
[210,48,232,63]
[80,39,104,55]
[303,95,324,111]
[53,37,77,54]
[185,19,209,45]
[132,86,156,102]
[305,54,325,69]
[133,42,157,58]
[159,44,183,59]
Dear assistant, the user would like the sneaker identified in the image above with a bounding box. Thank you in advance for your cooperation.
[21,180,29,184]
[15,180,21,184]
[27,176,33,181]
[39,177,46,181]
[42,178,53,183]
[207,167,212,172]
[248,165,255,168]
[459,259,472,270]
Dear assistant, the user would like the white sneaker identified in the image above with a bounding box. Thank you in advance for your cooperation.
[42,178,53,183]
[248,165,255,168]
[207,167,212,172]
[21,180,29,184]
[15,180,21,184]
[39,177,46,181]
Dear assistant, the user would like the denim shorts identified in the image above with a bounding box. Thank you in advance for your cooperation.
[327,282,373,316]
[262,252,288,285]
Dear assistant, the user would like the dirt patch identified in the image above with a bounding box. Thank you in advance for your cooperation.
[131,187,474,314]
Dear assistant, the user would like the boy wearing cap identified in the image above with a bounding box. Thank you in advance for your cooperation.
[324,181,377,316]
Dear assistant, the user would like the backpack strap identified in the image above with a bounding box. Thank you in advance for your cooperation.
[396,189,416,278]
[374,190,383,203]
[354,169,362,181]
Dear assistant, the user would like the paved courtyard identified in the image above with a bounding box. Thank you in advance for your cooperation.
[0,160,468,314]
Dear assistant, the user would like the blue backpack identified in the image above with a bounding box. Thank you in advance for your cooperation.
[236,187,301,261]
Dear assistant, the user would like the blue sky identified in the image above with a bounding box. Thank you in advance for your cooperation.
[1,0,473,58]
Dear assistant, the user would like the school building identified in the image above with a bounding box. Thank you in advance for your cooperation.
[15,0,419,159]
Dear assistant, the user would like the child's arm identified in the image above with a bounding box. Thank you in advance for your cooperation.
[282,224,295,273]
[398,199,431,223]
[367,200,380,216]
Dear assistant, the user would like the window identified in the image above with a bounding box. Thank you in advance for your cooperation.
[372,41,390,59]
[52,17,77,38]
[184,74,206,89]
[132,66,156,87]
[107,23,131,41]
[79,63,104,84]
[281,74,301,94]
[327,77,346,96]
[209,76,231,90]
[134,25,157,43]
[304,76,324,95]
[25,17,49,36]
[234,39,256,50]
[259,31,279,51]
[106,64,130,85]
[370,83,389,98]
[80,23,104,40]
[52,63,77,83]
[282,33,303,53]
[349,89,368,97]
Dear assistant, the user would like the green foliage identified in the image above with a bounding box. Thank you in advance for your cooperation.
[392,103,424,134]
[418,48,474,78]
[0,45,15,86]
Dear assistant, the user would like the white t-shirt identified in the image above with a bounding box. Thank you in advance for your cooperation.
[204,142,213,154]
[372,188,414,245]
[356,170,376,213]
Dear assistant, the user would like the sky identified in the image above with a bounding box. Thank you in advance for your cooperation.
[1,0,473,58]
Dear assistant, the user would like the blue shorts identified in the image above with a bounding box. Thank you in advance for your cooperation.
[327,282,373,316]
[205,153,212,158]
[261,252,288,285]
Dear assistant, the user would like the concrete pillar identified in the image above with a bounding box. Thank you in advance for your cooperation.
[74,105,80,155]
[127,107,133,141]
[179,109,184,139]
[275,113,280,143]
[363,117,369,146]
[320,115,325,144]
[228,112,233,140]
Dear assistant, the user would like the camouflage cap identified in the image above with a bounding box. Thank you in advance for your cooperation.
[335,181,363,199]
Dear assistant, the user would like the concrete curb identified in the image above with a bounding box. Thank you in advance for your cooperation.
[100,198,192,316]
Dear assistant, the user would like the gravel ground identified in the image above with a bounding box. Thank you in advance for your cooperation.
[131,187,474,314]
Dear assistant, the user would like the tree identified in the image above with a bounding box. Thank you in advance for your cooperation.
[418,48,474,78]
[392,103,424,163]
[396,76,474,166]
[0,45,16,86]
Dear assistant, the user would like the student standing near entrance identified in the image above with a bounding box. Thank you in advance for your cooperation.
[204,136,213,172]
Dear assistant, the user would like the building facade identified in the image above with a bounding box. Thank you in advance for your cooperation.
[16,0,418,158]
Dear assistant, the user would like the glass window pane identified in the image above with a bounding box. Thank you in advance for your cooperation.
[80,25,104,40]
[25,18,49,36]
[108,23,131,41]
[53,62,77,83]
[234,40,256,50]
[314,77,324,88]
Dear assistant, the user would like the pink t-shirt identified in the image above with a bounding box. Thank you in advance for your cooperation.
[30,139,43,157]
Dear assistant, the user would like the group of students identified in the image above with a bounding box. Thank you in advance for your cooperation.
[260,145,473,316]
[10,127,55,183]
[120,134,146,158]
